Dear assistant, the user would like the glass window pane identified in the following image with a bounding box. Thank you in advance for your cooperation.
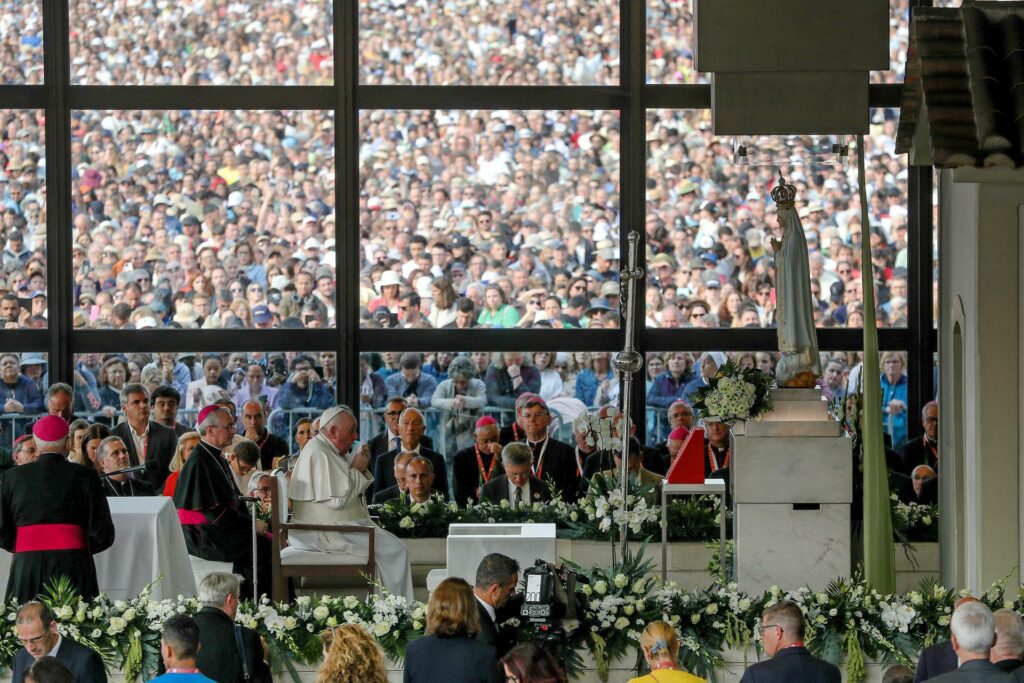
[359,109,621,330]
[359,350,595,456]
[1,110,46,329]
[0,351,48,453]
[359,0,619,85]
[71,350,335,451]
[647,0,706,84]
[70,110,335,330]
[644,109,908,329]
[0,2,42,84]
[70,1,334,85]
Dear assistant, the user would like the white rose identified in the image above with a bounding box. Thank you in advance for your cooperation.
[55,606,73,620]
[594,581,608,595]
[121,608,136,621]
[690,614,701,624]
[344,596,360,609]
[816,592,829,605]
[295,596,311,607]
[613,574,628,589]
[614,616,630,629]
[373,621,391,637]
[738,598,751,611]
[326,616,338,627]
[90,629,102,639]
[705,603,718,615]
[399,516,415,529]
[624,605,635,616]
[107,617,127,636]
[313,606,330,621]
[284,617,298,630]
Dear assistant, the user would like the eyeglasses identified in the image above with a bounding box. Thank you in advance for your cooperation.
[384,410,402,417]
[16,632,48,647]
[756,623,781,636]
[255,486,273,494]
[690,311,707,319]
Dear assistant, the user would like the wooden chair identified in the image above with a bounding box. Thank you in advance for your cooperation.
[270,484,375,603]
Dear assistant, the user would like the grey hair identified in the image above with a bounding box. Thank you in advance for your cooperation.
[45,382,73,400]
[97,436,125,463]
[399,407,424,424]
[394,451,416,468]
[993,608,1024,657]
[407,455,433,474]
[950,601,995,654]
[198,407,230,434]
[761,600,805,639]
[119,382,149,406]
[474,553,519,590]
[198,572,242,607]
[446,355,477,381]
[501,442,533,468]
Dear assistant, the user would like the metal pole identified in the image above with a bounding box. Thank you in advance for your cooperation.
[615,231,645,560]
[251,499,258,603]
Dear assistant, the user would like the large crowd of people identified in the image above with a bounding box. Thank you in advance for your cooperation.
[0,1,932,338]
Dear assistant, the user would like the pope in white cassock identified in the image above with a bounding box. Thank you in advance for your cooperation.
[287,405,415,602]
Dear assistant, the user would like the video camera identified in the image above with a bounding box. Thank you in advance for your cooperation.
[520,559,586,627]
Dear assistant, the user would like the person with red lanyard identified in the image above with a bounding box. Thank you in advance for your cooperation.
[148,614,217,683]
[519,396,580,503]
[110,382,178,491]
[0,415,114,603]
[451,416,505,507]
[740,601,840,682]
[704,421,732,478]
[498,391,539,447]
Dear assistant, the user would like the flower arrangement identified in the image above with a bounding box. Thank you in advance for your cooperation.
[891,497,938,543]
[13,567,1024,683]
[371,485,726,544]
[573,406,624,452]
[690,361,773,423]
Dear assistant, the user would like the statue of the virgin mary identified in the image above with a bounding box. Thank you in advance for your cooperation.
[769,176,821,387]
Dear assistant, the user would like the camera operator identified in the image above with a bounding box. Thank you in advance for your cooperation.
[276,355,334,411]
[473,553,521,659]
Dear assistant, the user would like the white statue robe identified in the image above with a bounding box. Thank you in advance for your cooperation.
[774,206,822,383]
[287,433,415,602]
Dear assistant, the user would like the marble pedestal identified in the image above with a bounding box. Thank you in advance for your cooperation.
[733,388,852,593]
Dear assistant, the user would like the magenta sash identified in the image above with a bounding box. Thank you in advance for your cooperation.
[15,524,86,552]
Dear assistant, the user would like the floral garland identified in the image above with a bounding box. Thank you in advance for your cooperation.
[8,560,1019,683]
[369,487,929,545]
[690,361,774,423]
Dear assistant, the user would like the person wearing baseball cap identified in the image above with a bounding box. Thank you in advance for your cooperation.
[288,404,415,603]
[0,415,114,603]
[173,405,269,597]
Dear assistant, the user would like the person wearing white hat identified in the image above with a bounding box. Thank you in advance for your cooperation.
[288,405,414,602]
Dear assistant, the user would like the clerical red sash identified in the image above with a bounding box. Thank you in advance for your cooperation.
[15,524,86,552]
[176,509,208,525]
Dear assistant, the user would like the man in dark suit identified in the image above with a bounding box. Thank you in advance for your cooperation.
[992,609,1024,673]
[111,383,178,490]
[366,396,434,461]
[929,602,1009,682]
[240,400,289,470]
[193,572,271,683]
[916,597,980,682]
[899,401,938,474]
[740,600,840,683]
[371,451,413,505]
[12,602,107,683]
[372,408,448,500]
[480,443,551,507]
[517,396,579,502]
[473,553,520,659]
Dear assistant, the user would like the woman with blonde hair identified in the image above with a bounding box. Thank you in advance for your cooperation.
[316,624,388,683]
[162,431,199,497]
[627,620,707,682]
[403,577,499,682]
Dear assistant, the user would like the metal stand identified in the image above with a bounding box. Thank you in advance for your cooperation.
[614,231,646,560]
[661,480,727,582]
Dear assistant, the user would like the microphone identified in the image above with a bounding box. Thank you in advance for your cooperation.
[238,496,261,503]
[99,464,148,478]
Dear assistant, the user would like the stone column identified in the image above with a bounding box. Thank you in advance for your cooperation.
[938,167,1024,592]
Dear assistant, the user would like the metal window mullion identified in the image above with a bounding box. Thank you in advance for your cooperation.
[67,86,335,111]
[337,0,359,411]
[43,0,72,381]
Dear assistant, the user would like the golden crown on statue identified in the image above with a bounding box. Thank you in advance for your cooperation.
[770,174,797,210]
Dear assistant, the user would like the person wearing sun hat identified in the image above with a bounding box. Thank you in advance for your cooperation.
[173,405,269,597]
[0,415,114,602]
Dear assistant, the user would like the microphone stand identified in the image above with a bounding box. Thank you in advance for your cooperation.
[615,231,646,561]
[239,495,261,603]
[99,464,148,478]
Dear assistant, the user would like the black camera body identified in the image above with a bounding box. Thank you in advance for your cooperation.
[520,559,584,626]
